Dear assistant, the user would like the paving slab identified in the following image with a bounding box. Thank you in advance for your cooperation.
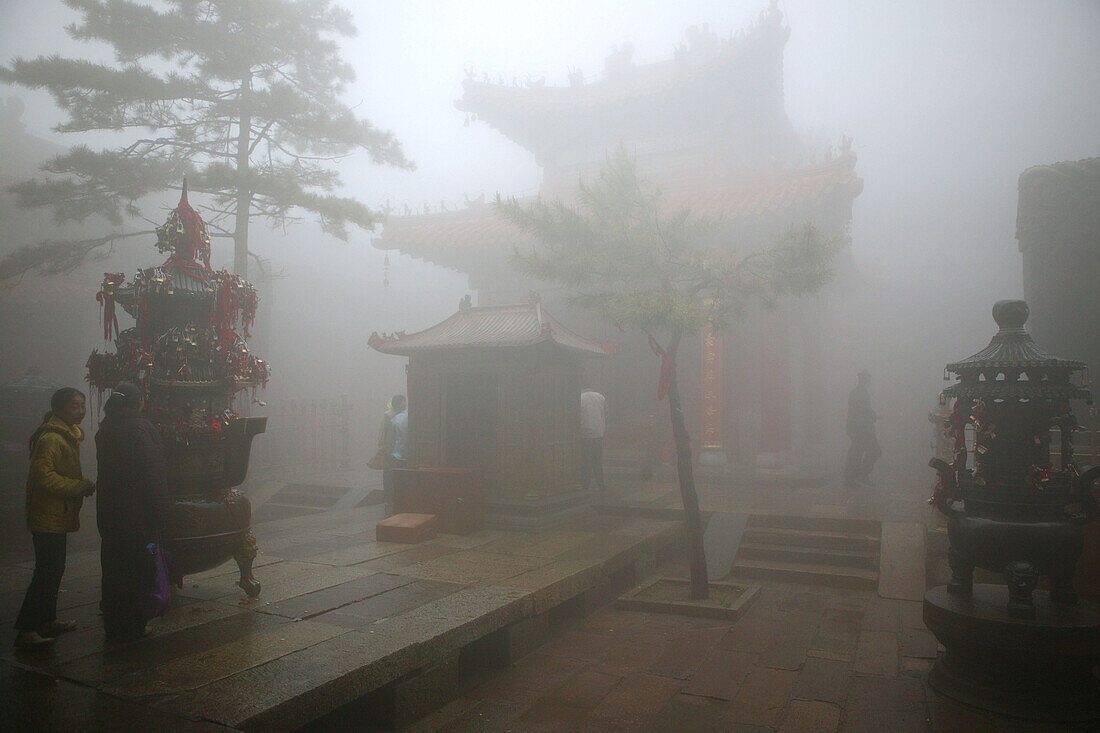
[792,656,851,704]
[682,648,755,701]
[397,549,549,585]
[101,618,346,698]
[584,672,682,726]
[3,505,678,731]
[255,572,415,620]
[321,577,464,627]
[878,522,925,601]
[1,658,225,732]
[853,629,899,676]
[781,699,842,732]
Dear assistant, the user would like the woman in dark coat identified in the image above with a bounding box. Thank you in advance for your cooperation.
[95,382,170,643]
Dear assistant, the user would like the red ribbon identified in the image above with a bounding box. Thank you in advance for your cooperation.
[175,185,210,269]
[215,275,238,352]
[647,335,675,401]
[96,272,124,341]
[97,290,118,341]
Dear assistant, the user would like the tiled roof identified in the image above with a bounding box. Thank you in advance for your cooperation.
[371,301,609,358]
[377,154,862,268]
[456,5,788,120]
[943,300,1090,402]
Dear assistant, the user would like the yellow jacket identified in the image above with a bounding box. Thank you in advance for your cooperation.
[26,416,93,534]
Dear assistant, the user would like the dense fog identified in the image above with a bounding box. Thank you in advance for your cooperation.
[1,0,1098,491]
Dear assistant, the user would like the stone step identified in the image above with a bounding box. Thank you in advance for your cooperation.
[727,557,879,590]
[736,541,880,570]
[747,514,882,537]
[742,526,881,553]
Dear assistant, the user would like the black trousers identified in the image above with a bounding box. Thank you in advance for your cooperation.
[581,437,606,492]
[845,432,882,485]
[100,535,149,641]
[15,532,67,632]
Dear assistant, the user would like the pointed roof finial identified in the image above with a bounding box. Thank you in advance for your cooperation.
[180,176,189,206]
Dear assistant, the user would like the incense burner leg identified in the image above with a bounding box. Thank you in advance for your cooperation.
[235,529,261,598]
[947,545,974,596]
[1004,561,1038,620]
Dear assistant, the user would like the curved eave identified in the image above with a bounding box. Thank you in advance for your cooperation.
[942,383,1090,401]
[375,155,862,266]
[946,359,1086,373]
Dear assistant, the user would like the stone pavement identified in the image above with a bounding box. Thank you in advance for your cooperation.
[392,472,1095,733]
[3,471,1096,731]
[1,501,678,730]
[403,570,1093,733]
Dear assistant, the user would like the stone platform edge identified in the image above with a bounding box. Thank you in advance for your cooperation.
[156,520,683,730]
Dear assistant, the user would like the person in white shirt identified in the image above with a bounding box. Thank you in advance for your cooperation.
[580,388,608,494]
[382,395,408,498]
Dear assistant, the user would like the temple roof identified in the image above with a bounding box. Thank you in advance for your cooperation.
[456,5,793,165]
[376,152,862,271]
[370,299,609,358]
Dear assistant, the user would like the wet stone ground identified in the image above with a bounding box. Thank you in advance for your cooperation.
[2,470,1097,731]
[402,575,1092,733]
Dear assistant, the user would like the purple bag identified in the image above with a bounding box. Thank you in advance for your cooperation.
[141,543,173,622]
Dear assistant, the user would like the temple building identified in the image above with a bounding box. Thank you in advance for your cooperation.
[377,5,862,476]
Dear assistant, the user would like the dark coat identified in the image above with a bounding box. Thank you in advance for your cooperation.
[846,385,876,438]
[95,415,170,542]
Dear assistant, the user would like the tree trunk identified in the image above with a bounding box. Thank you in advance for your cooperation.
[666,327,709,599]
[233,73,253,278]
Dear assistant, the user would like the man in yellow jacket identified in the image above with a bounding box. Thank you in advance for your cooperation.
[14,388,96,649]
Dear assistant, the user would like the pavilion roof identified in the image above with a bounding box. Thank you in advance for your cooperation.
[454,5,790,155]
[376,153,862,270]
[370,299,609,358]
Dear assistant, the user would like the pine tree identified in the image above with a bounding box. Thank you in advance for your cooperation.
[1,0,412,280]
[498,148,838,599]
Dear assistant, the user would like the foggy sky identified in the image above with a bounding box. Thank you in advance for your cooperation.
[3,0,1097,281]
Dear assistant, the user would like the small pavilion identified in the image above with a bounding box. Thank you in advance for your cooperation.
[370,296,608,528]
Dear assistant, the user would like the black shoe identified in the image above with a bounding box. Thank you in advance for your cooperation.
[14,631,55,649]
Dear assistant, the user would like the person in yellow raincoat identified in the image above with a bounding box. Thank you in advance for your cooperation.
[13,388,96,649]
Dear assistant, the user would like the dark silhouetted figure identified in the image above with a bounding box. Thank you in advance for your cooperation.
[845,370,881,488]
[95,383,169,643]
